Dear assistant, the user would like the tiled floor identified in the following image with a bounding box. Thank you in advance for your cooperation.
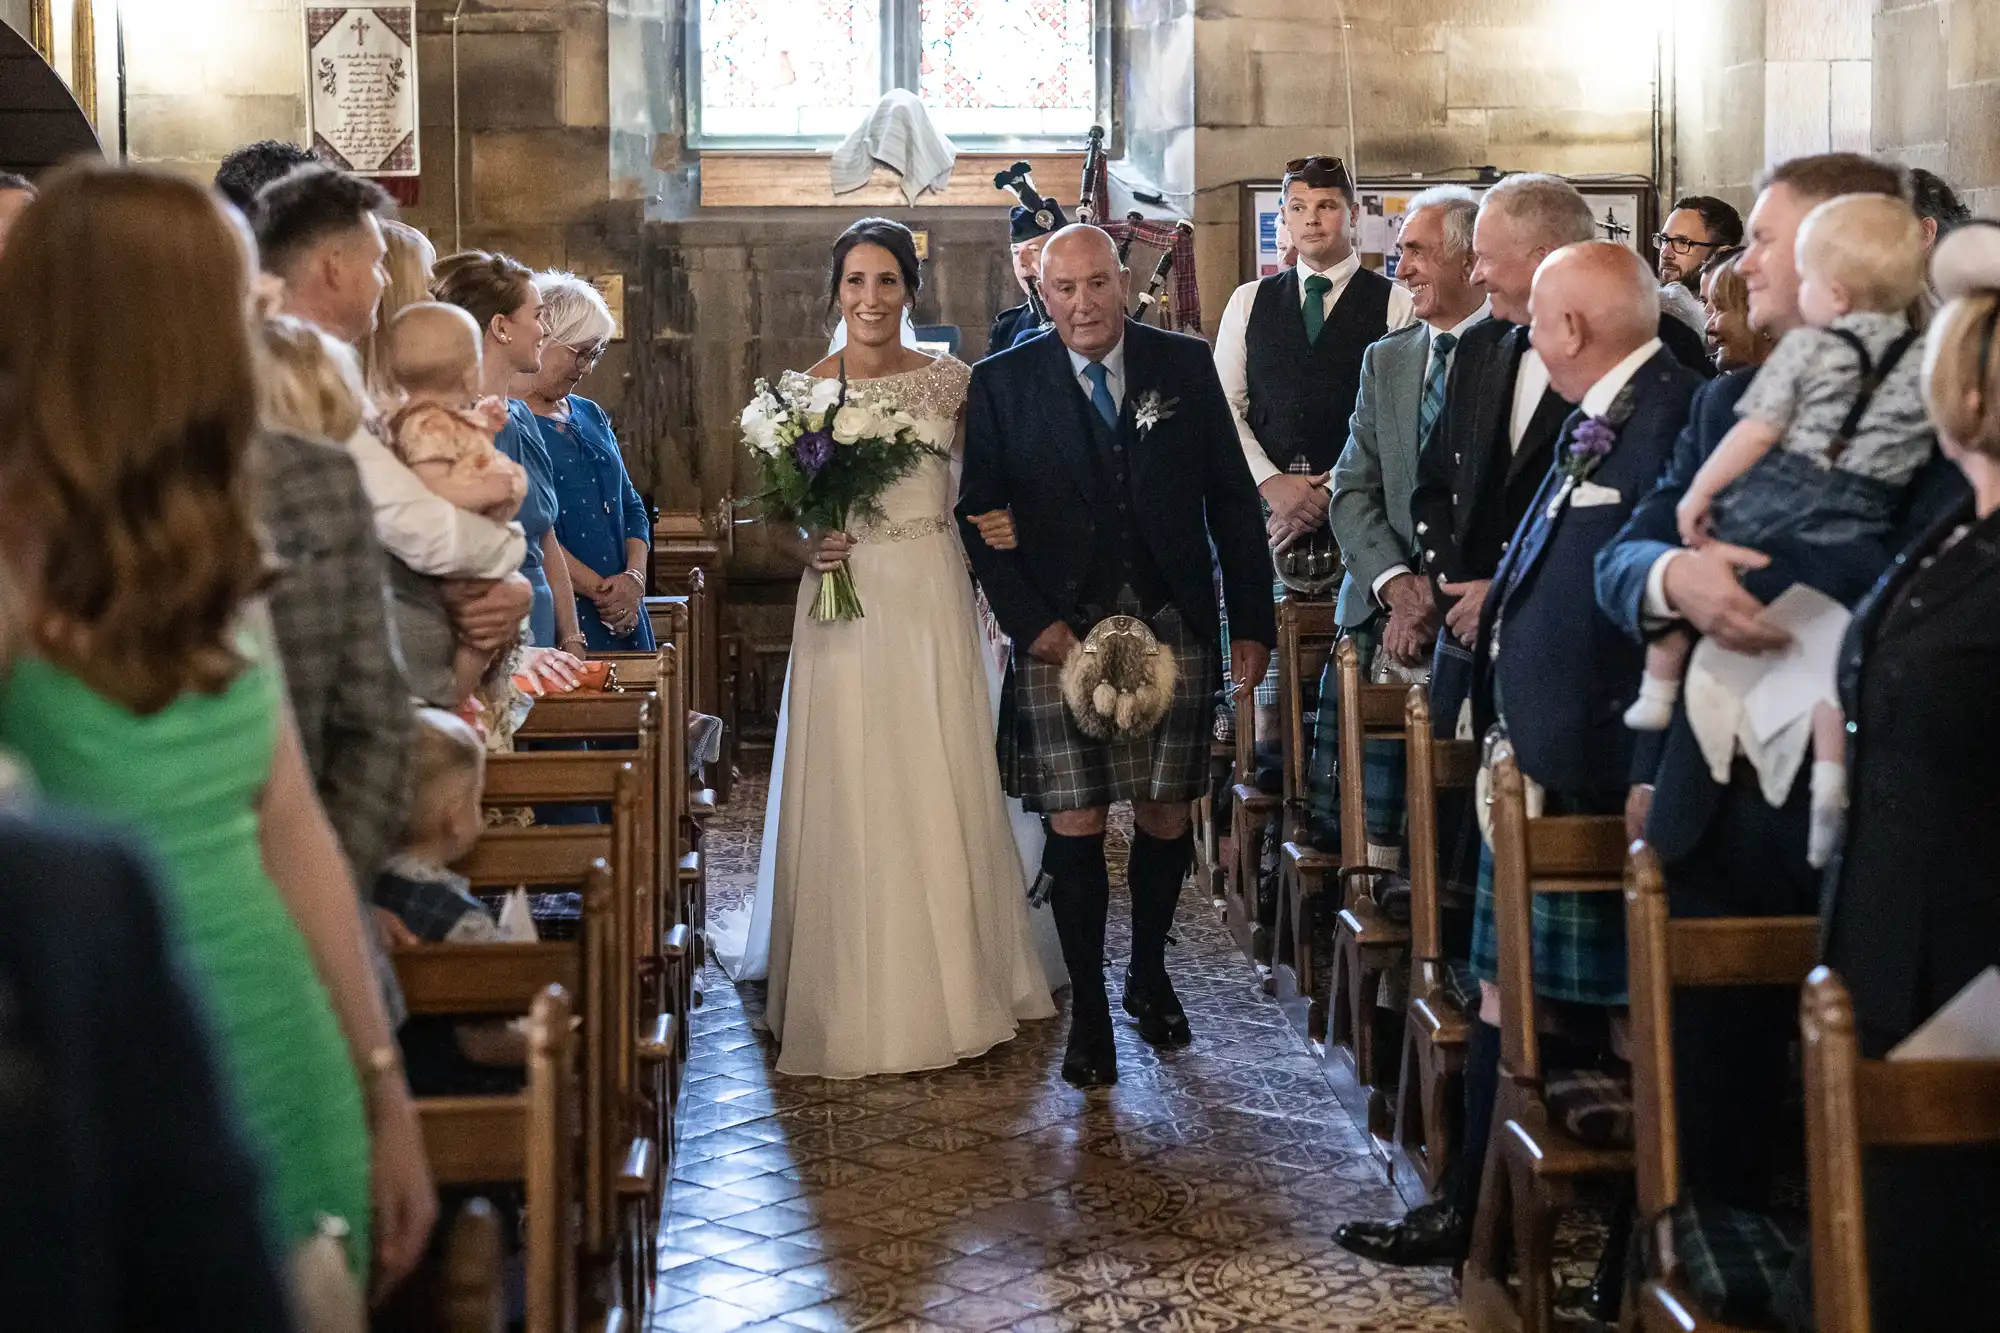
[656,763,1464,1332]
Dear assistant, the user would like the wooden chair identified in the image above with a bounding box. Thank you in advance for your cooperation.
[455,805,662,1318]
[1390,688,1481,1196]
[1624,844,1819,1333]
[1322,635,1414,1094]
[1462,749,1632,1333]
[1223,651,1276,969]
[1800,967,2000,1333]
[1270,597,1341,1035]
[416,986,599,1333]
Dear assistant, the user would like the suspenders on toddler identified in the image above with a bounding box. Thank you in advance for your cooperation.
[1824,326,1919,466]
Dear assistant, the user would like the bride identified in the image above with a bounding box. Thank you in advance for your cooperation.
[710,217,1063,1079]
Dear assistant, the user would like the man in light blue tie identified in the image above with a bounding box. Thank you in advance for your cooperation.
[957,224,1276,1088]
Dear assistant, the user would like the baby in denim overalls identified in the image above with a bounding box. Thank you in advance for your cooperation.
[1627,193,1933,866]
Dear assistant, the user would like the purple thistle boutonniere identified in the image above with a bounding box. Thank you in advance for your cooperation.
[1561,416,1618,482]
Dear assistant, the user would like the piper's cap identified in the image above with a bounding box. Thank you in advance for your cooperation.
[1011,199,1070,244]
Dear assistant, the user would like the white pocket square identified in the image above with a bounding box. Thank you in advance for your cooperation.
[1571,481,1623,508]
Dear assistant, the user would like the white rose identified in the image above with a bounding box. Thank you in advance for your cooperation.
[830,403,874,444]
[740,398,781,456]
[806,378,843,414]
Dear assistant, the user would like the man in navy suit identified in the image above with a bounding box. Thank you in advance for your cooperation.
[1338,246,1701,1300]
[958,224,1276,1088]
[1593,152,1966,1211]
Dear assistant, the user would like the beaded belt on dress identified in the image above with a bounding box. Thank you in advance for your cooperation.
[854,516,953,543]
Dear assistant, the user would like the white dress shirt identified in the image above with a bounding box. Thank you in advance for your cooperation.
[1214,251,1418,487]
[344,423,527,579]
[1067,338,1128,416]
[1371,299,1493,603]
[1508,348,1553,454]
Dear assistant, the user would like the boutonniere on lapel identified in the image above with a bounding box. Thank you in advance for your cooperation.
[1133,389,1178,436]
[1547,383,1636,518]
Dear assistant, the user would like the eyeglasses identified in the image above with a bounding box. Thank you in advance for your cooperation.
[564,341,608,370]
[1653,232,1722,256]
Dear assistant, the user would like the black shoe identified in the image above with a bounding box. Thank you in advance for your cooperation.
[1122,970,1193,1047]
[1063,975,1118,1088]
[1331,1201,1468,1267]
[1061,1036,1118,1088]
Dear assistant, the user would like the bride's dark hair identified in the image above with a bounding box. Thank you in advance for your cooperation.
[827,217,922,311]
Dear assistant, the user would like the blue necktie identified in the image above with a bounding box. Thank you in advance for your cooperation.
[1083,361,1117,428]
[1417,331,1456,446]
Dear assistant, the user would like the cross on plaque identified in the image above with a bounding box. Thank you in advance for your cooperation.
[351,14,370,45]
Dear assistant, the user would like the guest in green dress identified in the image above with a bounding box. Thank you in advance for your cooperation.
[0,163,436,1302]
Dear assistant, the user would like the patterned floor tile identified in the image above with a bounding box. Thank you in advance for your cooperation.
[654,762,1464,1331]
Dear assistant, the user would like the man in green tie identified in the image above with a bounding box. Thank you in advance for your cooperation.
[1210,155,1413,806]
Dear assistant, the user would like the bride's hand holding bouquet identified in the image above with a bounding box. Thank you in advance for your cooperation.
[739,367,946,621]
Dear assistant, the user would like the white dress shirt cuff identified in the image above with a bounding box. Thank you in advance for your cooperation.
[1371,565,1412,606]
[1643,549,1680,626]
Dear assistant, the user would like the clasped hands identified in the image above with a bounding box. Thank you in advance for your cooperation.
[581,568,644,637]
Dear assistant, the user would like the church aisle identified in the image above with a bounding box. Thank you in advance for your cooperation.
[656,765,1463,1332]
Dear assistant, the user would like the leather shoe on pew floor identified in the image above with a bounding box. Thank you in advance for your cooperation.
[1122,970,1193,1047]
[1331,1200,1469,1267]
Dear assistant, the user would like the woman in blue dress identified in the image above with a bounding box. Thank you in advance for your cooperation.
[431,250,584,655]
[521,271,656,652]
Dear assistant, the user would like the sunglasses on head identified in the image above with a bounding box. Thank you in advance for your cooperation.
[1284,156,1346,175]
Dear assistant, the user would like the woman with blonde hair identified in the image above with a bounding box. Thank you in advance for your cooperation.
[360,217,437,400]
[1816,219,2000,1332]
[0,163,435,1310]
[1698,247,1776,371]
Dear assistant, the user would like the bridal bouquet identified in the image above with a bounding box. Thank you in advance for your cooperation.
[739,371,945,622]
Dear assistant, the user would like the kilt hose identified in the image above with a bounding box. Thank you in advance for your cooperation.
[1002,591,1220,814]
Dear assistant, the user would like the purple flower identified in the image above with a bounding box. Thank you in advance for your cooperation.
[1571,417,1618,459]
[794,430,836,476]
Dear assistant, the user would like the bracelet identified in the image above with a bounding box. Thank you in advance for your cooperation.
[620,569,646,589]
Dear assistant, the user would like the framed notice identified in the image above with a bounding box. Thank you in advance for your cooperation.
[305,4,419,177]
[1242,178,1655,284]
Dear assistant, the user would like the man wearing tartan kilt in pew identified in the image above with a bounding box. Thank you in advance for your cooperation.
[960,225,1275,1088]
[1301,189,1491,866]
[1337,245,1702,1313]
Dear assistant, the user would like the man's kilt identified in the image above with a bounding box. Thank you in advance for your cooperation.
[1000,594,1219,814]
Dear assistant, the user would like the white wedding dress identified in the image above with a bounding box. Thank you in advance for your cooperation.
[709,354,1063,1079]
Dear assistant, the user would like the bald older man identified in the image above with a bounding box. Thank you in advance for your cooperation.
[1336,245,1702,1296]
[958,224,1275,1089]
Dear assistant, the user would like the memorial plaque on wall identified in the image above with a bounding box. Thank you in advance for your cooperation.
[304,4,418,177]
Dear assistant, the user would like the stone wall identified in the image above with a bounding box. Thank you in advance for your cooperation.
[1873,0,2000,216]
[1190,0,1662,333]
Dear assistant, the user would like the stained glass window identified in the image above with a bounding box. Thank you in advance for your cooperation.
[698,0,883,139]
[694,0,1098,143]
[920,0,1096,138]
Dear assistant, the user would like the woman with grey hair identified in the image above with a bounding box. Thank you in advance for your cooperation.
[521,270,655,650]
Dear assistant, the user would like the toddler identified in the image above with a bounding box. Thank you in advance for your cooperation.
[1625,193,1932,865]
[377,708,526,1092]
[385,301,527,522]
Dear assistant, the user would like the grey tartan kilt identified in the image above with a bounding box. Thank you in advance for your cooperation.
[1000,596,1220,813]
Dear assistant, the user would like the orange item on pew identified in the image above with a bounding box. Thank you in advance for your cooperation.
[511,658,613,696]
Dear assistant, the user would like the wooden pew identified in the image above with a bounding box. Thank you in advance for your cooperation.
[1625,844,1819,1333]
[1389,688,1481,1196]
[1272,597,1342,1031]
[415,986,613,1333]
[454,798,662,1319]
[514,689,692,1064]
[1221,636,1276,969]
[1801,968,2000,1333]
[1323,635,1414,1096]
[1462,748,1632,1333]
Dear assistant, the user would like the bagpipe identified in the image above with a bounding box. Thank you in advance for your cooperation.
[994,130,1202,346]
